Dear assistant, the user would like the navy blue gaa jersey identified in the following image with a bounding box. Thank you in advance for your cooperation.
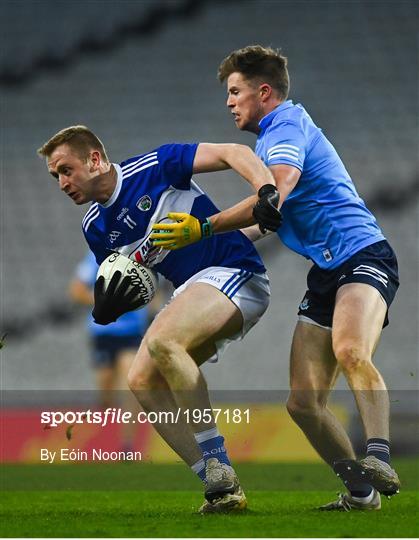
[82,143,265,288]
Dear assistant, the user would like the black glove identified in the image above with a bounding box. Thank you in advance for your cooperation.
[252,184,282,233]
[92,271,144,325]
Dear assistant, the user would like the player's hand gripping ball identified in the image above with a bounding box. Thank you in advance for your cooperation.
[93,253,158,325]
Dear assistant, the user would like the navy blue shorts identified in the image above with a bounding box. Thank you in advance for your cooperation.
[297,240,399,328]
[91,335,142,368]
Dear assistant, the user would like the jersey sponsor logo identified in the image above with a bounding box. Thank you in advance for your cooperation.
[108,230,121,244]
[136,195,152,212]
[132,237,162,266]
[116,234,168,269]
[299,297,309,311]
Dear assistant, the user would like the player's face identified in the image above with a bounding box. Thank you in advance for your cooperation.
[226,72,264,133]
[47,144,99,205]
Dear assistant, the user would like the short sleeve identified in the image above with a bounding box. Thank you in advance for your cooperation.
[264,122,306,171]
[75,251,98,287]
[158,143,199,189]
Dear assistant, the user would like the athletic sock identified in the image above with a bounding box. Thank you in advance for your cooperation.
[191,458,206,482]
[367,438,391,463]
[349,438,390,498]
[194,427,231,466]
[349,484,373,498]
[351,489,375,504]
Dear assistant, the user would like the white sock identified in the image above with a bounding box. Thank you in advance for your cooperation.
[351,489,375,504]
[194,427,219,444]
[191,458,206,482]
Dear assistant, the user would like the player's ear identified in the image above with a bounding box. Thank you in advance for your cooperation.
[89,150,101,171]
[259,83,272,102]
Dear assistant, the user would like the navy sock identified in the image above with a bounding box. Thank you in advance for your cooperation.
[349,484,373,498]
[349,438,391,497]
[194,427,231,466]
[367,438,390,463]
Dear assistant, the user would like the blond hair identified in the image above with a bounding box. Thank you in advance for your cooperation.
[38,125,109,162]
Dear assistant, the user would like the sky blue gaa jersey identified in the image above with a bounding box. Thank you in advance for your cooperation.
[76,251,150,337]
[255,101,385,269]
[82,143,265,288]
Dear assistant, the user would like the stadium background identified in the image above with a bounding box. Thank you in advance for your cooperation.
[1,0,418,463]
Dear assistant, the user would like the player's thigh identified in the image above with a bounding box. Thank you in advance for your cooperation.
[146,282,243,351]
[289,321,339,407]
[332,282,386,359]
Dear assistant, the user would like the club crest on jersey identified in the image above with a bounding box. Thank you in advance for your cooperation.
[136,195,152,212]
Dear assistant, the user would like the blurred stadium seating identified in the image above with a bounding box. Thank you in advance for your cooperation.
[1,0,417,410]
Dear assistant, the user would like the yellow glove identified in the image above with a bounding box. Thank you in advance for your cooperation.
[150,212,213,250]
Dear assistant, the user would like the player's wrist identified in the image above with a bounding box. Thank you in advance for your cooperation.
[200,218,213,239]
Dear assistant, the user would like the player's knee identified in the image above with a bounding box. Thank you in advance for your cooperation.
[333,342,370,373]
[147,334,180,371]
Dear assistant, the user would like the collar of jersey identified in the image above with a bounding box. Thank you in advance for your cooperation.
[100,163,123,208]
[258,100,293,131]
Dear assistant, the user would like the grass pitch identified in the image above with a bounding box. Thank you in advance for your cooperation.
[1,459,418,537]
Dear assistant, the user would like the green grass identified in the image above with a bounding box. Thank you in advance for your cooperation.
[1,460,418,537]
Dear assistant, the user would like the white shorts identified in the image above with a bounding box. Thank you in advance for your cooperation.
[172,266,270,362]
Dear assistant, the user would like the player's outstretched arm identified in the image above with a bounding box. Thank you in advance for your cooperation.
[240,224,273,242]
[150,143,282,250]
[150,195,261,250]
[192,143,275,190]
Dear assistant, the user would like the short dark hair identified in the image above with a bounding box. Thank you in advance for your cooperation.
[37,125,109,162]
[218,45,289,99]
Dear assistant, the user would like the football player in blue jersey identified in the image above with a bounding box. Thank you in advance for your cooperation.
[38,125,280,513]
[69,250,156,452]
[151,45,401,511]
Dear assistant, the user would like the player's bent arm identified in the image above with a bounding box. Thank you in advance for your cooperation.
[150,150,292,250]
[251,165,299,233]
[269,164,301,207]
[193,143,276,191]
[68,279,94,306]
[208,195,259,233]
[150,195,259,250]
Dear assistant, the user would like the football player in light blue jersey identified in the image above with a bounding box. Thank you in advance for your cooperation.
[153,45,401,511]
[69,250,152,453]
[38,125,279,513]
